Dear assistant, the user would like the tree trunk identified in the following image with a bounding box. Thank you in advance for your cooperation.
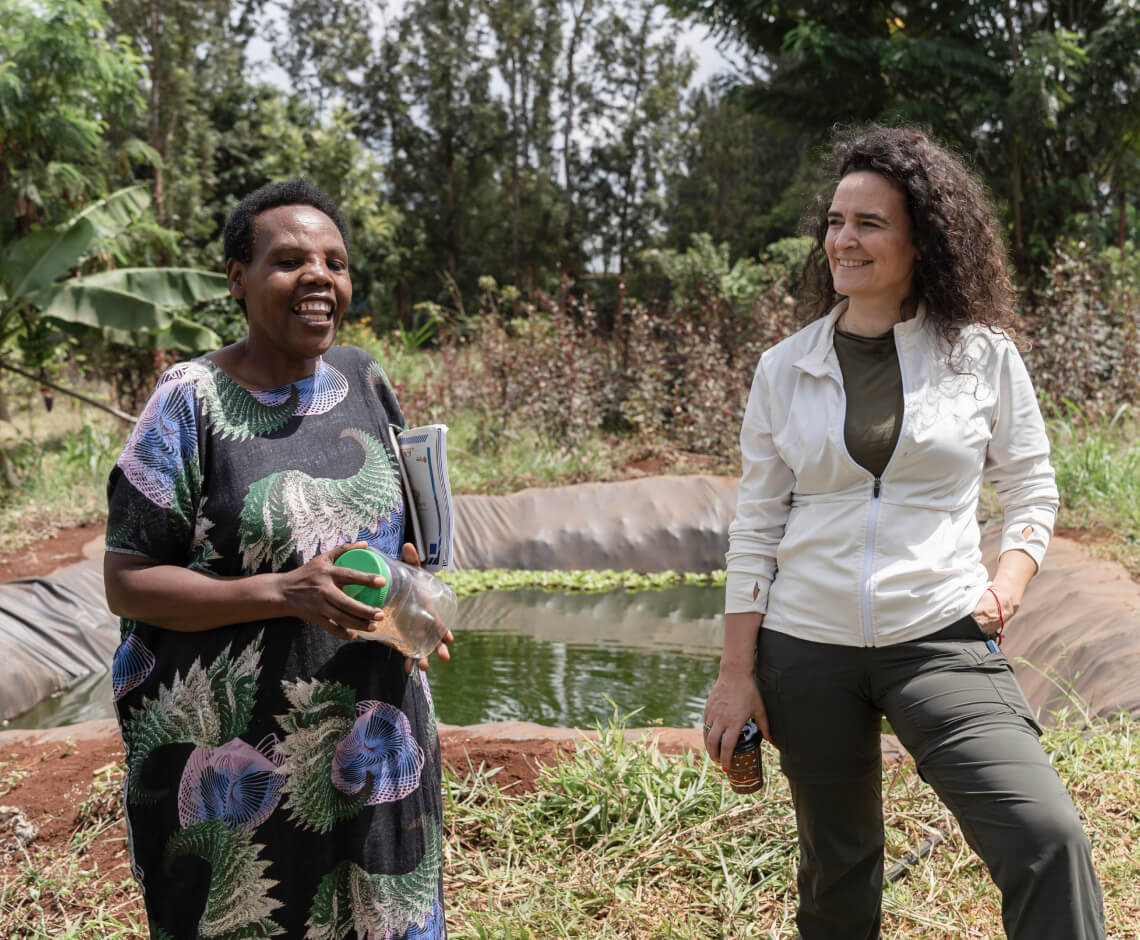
[616,6,653,280]
[147,0,167,227]
[0,444,18,490]
[1119,187,1128,251]
[560,0,591,281]
[1005,0,1025,269]
[510,54,522,317]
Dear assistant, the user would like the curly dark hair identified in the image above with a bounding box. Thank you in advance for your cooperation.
[797,125,1015,351]
[223,178,350,265]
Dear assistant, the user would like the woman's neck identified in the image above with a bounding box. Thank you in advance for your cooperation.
[837,296,917,336]
[206,339,321,390]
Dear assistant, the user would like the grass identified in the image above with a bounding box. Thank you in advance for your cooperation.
[4,708,1133,938]
[444,409,635,495]
[5,368,1135,581]
[0,404,125,553]
[449,704,1139,938]
[0,765,147,940]
[1047,404,1140,578]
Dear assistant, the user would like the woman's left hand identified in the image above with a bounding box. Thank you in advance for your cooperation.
[972,584,1014,638]
[972,549,1036,638]
[400,542,454,674]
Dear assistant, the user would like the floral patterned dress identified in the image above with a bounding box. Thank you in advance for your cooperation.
[106,345,445,940]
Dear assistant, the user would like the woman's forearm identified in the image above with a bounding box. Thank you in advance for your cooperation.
[990,547,1039,614]
[721,611,765,675]
[104,552,288,631]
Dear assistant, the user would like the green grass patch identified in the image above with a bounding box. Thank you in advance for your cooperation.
[1,711,1135,938]
[0,759,28,799]
[0,764,147,939]
[0,415,124,553]
[1048,404,1140,576]
[447,707,1138,938]
[443,408,654,495]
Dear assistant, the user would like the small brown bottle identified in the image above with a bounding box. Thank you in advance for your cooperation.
[726,719,764,793]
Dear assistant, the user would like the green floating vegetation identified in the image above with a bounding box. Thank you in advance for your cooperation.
[436,567,726,598]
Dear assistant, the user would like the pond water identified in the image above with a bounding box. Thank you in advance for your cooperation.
[4,585,725,732]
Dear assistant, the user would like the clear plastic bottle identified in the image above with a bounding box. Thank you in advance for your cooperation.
[333,548,456,659]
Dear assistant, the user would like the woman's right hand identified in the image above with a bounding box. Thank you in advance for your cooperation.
[703,671,770,768]
[277,541,386,641]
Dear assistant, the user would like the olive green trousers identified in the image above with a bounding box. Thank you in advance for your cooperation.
[757,616,1105,940]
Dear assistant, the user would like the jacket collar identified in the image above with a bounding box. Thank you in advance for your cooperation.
[794,298,927,377]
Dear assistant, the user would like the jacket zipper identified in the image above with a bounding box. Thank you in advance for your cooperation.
[860,477,882,646]
[830,326,910,647]
[857,338,909,647]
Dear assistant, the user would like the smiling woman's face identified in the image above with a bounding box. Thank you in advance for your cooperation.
[825,171,916,315]
[226,204,352,379]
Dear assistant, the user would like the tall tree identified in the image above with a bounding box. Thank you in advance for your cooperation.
[0,0,150,238]
[557,0,596,284]
[663,89,816,258]
[484,0,563,296]
[582,0,695,275]
[106,0,263,233]
[669,0,1140,273]
[348,0,509,316]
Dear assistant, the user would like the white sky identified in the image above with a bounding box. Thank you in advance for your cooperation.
[247,12,737,95]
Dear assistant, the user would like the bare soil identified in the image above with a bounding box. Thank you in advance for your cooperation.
[0,725,581,934]
[0,520,103,582]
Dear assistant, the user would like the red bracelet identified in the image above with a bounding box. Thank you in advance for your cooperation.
[986,586,1005,646]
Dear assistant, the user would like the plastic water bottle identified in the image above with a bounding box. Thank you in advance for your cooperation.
[334,548,456,658]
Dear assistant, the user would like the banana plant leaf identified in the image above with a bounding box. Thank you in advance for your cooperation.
[94,315,222,352]
[31,283,175,333]
[0,186,152,301]
[58,267,229,307]
[0,217,98,298]
[71,184,151,238]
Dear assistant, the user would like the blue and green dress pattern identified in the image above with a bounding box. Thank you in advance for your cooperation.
[107,345,445,939]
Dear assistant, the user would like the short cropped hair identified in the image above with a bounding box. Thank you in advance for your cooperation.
[223,178,350,265]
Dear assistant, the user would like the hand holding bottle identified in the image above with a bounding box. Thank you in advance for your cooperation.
[334,543,455,669]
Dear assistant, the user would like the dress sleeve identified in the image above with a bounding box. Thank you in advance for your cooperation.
[983,336,1058,570]
[725,355,796,614]
[105,368,203,567]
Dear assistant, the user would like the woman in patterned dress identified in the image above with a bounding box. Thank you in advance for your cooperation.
[104,179,453,940]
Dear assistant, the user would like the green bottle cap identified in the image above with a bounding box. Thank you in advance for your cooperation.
[334,548,391,608]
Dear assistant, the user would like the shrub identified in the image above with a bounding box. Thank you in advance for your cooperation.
[1019,241,1140,417]
[392,266,799,460]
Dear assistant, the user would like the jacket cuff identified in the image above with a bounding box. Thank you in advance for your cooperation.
[998,515,1053,570]
[725,570,771,615]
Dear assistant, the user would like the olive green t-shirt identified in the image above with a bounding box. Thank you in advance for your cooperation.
[833,326,904,479]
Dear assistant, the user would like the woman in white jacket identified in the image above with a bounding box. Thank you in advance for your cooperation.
[702,126,1104,939]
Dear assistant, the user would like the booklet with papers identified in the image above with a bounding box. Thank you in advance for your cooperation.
[389,424,454,571]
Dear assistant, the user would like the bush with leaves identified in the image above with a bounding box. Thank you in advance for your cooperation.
[392,263,800,461]
[1019,241,1140,417]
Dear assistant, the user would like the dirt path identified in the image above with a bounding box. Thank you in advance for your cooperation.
[0,520,104,582]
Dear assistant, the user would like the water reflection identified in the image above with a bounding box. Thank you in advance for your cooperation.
[436,586,724,727]
[4,586,726,731]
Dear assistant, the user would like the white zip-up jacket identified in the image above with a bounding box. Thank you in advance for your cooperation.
[725,302,1059,647]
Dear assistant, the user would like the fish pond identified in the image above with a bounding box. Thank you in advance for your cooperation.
[6,584,725,731]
